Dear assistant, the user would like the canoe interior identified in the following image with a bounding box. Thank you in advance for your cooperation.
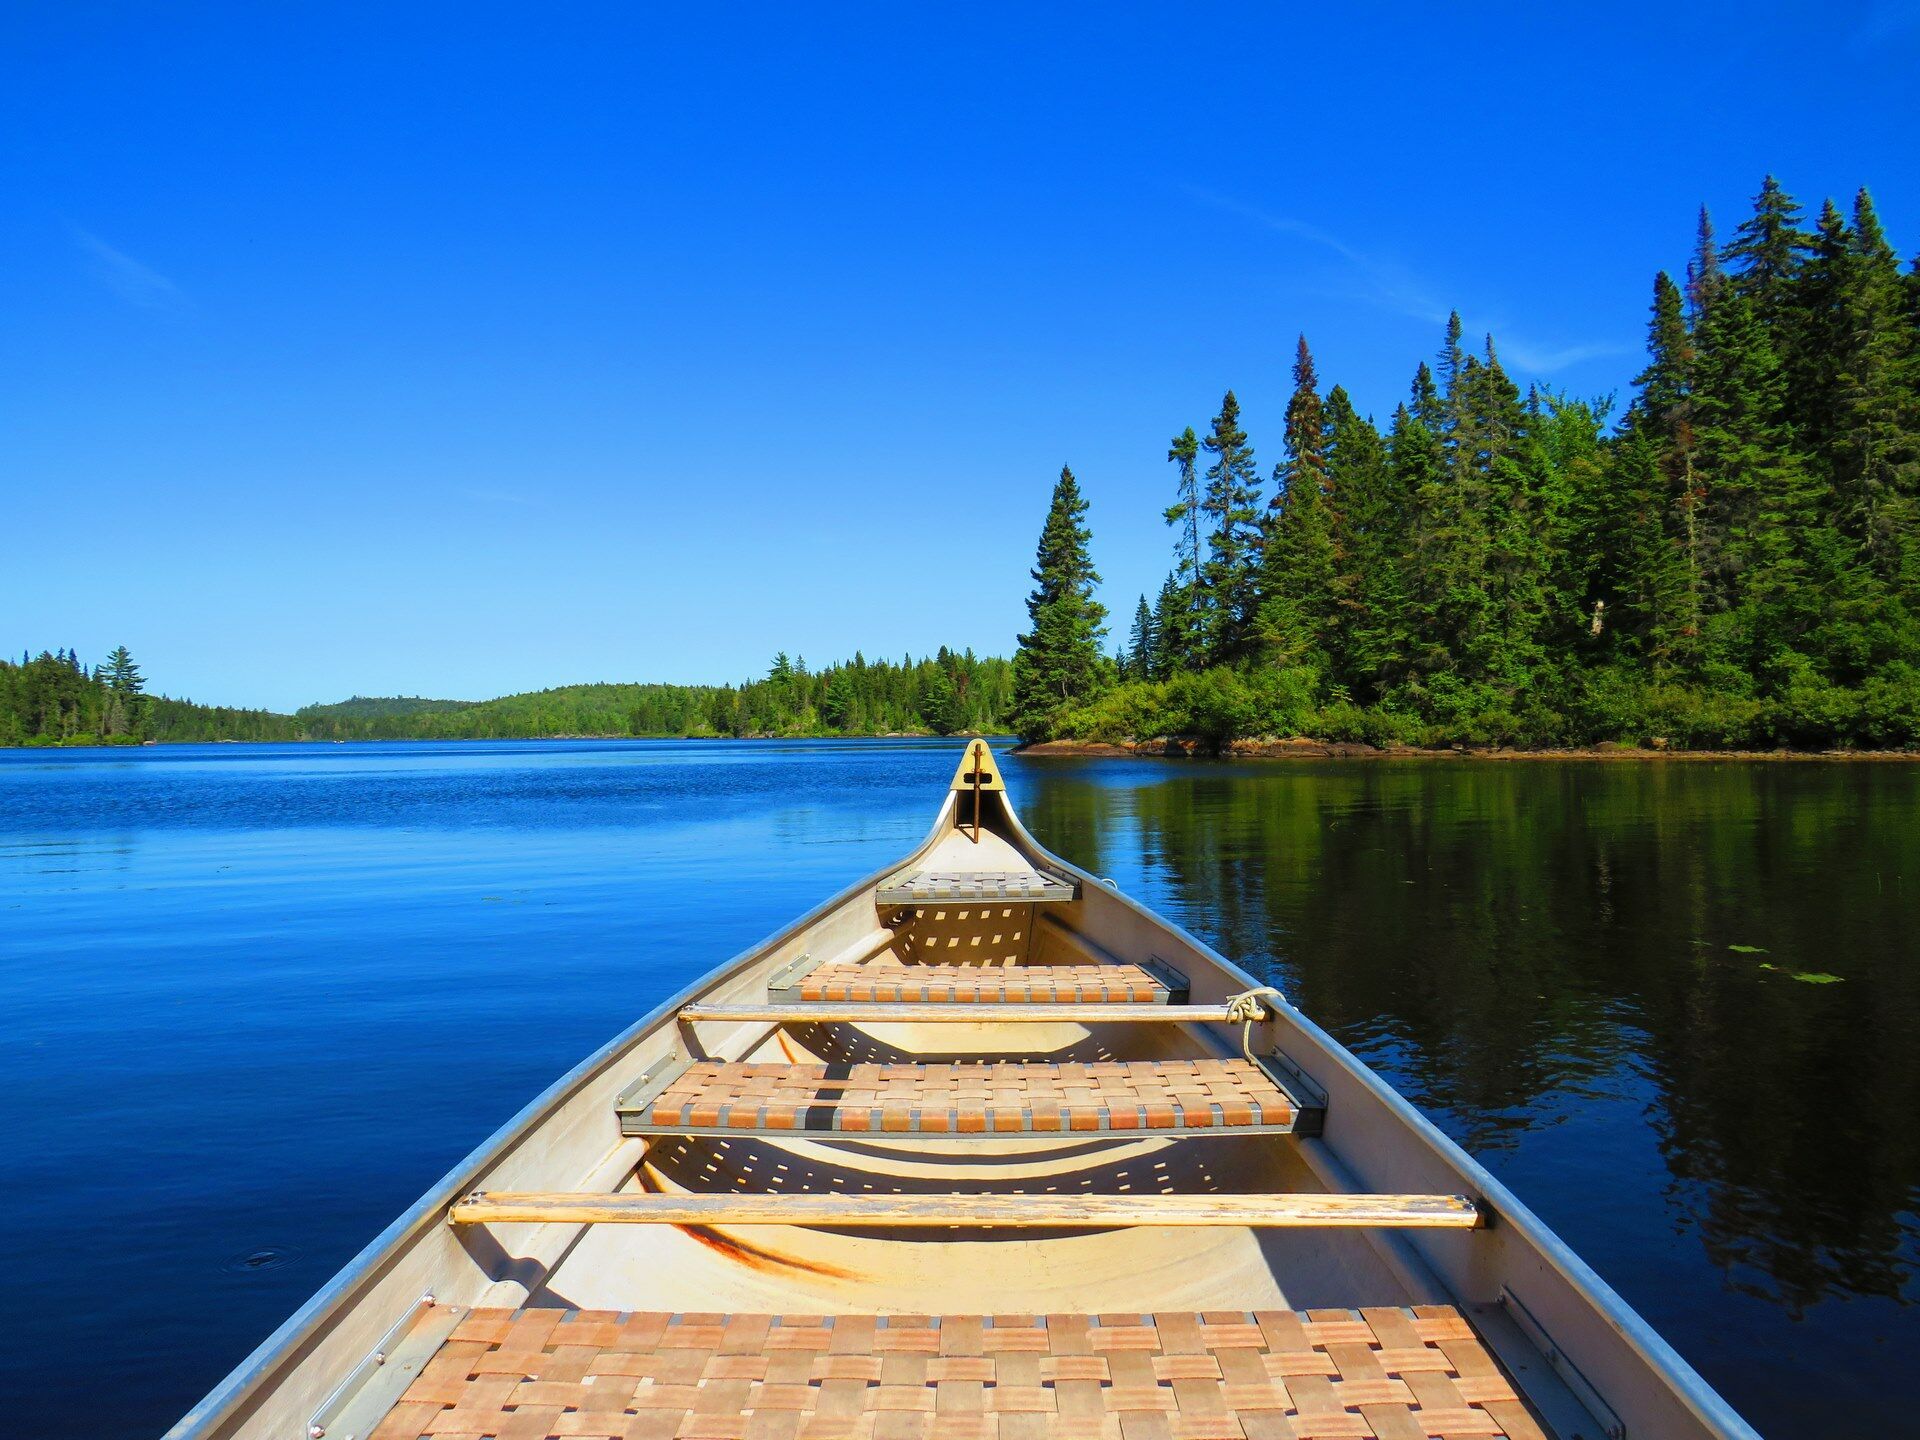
[165,743,1759,1440]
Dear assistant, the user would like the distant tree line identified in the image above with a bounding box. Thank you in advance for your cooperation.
[4,647,1014,747]
[1013,177,1920,750]
[0,647,301,746]
[297,650,1012,740]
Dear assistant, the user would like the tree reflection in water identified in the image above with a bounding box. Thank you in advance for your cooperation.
[1011,756,1919,1439]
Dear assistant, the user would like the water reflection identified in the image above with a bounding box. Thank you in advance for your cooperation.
[1013,757,1920,1426]
[3,742,1914,1440]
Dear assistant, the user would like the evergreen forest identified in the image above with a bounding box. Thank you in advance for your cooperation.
[16,178,1919,756]
[0,648,1012,745]
[1011,178,1920,751]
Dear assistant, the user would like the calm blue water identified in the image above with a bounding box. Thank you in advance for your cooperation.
[3,740,1916,1439]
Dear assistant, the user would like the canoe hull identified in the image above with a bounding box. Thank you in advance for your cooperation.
[164,776,1761,1440]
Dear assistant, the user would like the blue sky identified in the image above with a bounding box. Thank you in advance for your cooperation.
[4,5,1917,712]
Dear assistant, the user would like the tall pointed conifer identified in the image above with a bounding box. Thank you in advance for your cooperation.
[1199,391,1263,663]
[1010,466,1108,739]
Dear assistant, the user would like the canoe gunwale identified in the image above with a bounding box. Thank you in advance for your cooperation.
[161,793,964,1440]
[990,795,1762,1440]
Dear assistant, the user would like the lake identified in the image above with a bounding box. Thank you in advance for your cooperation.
[2,739,1914,1439]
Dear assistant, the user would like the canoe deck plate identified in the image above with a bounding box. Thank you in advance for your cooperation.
[308,1294,463,1440]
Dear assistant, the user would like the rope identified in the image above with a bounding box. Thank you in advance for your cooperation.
[1224,986,1287,1061]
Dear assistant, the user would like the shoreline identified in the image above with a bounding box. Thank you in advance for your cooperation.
[8,733,1917,760]
[1016,737,1920,762]
[1,731,991,751]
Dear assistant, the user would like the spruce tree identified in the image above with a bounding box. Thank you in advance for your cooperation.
[1410,362,1443,433]
[1631,271,1705,653]
[1830,188,1919,574]
[1149,578,1183,682]
[918,665,962,735]
[1586,421,1683,675]
[1691,284,1827,665]
[1198,391,1262,663]
[1161,427,1203,669]
[102,644,147,737]
[1635,272,1691,436]
[1687,206,1724,322]
[1257,339,1341,669]
[1795,198,1852,457]
[1322,390,1403,698]
[1726,175,1811,335]
[1010,466,1108,739]
[1437,312,1467,450]
[1127,595,1157,681]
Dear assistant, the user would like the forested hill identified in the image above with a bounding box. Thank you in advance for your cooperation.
[1011,175,1920,752]
[298,652,1011,739]
[3,648,1012,745]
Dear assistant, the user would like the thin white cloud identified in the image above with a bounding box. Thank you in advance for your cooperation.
[1182,185,1449,325]
[71,229,188,311]
[1182,186,1627,376]
[1496,338,1632,374]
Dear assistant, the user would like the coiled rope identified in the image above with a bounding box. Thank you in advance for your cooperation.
[1223,986,1288,1061]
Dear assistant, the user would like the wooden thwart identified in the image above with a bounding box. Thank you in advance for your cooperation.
[450,1190,1482,1228]
[680,1001,1239,1024]
[778,961,1175,1005]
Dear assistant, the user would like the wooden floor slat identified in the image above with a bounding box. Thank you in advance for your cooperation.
[785,963,1171,1005]
[370,1306,1548,1440]
[450,1190,1482,1228]
[617,1059,1300,1139]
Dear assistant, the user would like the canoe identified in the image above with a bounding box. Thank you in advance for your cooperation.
[166,741,1760,1440]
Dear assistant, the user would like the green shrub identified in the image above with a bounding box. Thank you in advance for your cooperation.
[1161,668,1261,749]
[1762,650,1861,747]
[1249,665,1319,737]
[1859,663,1920,746]
[1054,681,1169,743]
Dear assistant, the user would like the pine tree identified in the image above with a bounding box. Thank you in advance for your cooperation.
[918,665,962,735]
[819,669,857,731]
[1829,188,1919,574]
[1691,284,1827,664]
[1631,271,1704,653]
[1686,206,1724,322]
[1437,311,1467,450]
[1322,390,1402,698]
[1591,423,1693,672]
[1795,198,1852,457]
[1010,466,1108,739]
[1127,596,1157,681]
[1161,426,1203,669]
[1149,577,1183,682]
[1257,339,1340,668]
[1725,175,1811,336]
[1459,342,1555,696]
[1410,362,1443,433]
[1199,391,1262,663]
[1635,272,1691,434]
[102,644,147,737]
